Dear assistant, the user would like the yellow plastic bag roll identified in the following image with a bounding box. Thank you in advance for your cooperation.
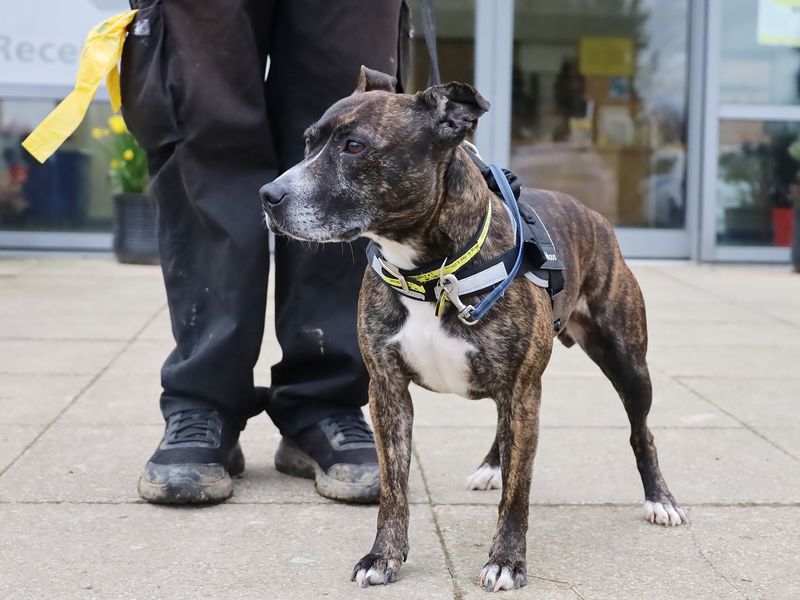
[21,10,138,164]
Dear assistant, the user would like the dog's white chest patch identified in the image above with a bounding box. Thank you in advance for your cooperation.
[390,298,476,396]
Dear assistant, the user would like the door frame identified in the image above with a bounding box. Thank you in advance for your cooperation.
[475,0,703,259]
[699,0,793,263]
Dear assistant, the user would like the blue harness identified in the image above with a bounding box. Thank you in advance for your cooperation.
[366,158,565,329]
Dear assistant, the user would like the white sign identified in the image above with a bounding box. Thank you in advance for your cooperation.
[758,0,800,47]
[0,0,129,90]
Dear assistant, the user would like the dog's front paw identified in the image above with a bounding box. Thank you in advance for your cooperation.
[644,499,687,526]
[479,559,527,592]
[466,463,501,490]
[351,553,403,587]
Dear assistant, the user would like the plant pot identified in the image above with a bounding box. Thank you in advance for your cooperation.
[793,205,800,272]
[772,206,793,247]
[112,193,159,265]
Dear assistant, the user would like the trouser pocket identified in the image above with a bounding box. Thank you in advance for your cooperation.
[120,0,183,152]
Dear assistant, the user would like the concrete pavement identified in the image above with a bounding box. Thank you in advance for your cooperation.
[0,257,799,599]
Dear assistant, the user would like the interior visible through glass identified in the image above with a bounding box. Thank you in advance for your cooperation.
[0,100,114,233]
[717,120,800,247]
[407,0,475,90]
[509,0,690,230]
[720,0,800,105]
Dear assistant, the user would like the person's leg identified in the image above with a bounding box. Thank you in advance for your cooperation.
[265,0,407,435]
[261,0,407,504]
[121,0,275,503]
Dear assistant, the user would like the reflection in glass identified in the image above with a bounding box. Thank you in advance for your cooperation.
[717,121,800,247]
[0,101,114,233]
[510,0,689,229]
[407,0,475,91]
[720,0,800,105]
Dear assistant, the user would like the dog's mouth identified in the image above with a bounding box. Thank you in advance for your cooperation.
[338,227,364,242]
[263,212,362,243]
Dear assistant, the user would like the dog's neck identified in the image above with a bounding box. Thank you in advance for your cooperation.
[368,146,514,270]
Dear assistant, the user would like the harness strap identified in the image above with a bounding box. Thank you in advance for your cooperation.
[366,161,565,327]
[464,164,526,322]
[366,200,492,301]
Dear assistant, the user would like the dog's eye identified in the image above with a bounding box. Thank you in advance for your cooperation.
[344,140,365,155]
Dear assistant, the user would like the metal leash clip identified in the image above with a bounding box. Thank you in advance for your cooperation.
[437,271,479,326]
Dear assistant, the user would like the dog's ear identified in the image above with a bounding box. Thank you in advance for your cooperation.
[354,66,397,93]
[417,82,490,143]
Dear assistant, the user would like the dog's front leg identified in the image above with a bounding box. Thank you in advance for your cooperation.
[352,376,413,587]
[480,377,542,592]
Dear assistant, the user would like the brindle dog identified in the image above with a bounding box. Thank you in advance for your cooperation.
[261,67,686,592]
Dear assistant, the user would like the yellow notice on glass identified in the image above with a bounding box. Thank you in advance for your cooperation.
[758,0,800,46]
[578,37,635,77]
[21,10,138,164]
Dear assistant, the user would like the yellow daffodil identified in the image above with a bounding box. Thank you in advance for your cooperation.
[91,128,103,139]
[111,159,121,169]
[123,149,135,161]
[108,115,127,134]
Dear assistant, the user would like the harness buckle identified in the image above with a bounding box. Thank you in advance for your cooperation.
[378,257,410,293]
[437,273,479,326]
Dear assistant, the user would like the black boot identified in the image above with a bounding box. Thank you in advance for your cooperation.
[138,409,245,504]
[275,411,380,504]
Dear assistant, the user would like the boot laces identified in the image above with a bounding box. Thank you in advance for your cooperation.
[164,409,222,447]
[322,413,374,449]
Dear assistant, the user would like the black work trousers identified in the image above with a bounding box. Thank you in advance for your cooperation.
[120,0,408,434]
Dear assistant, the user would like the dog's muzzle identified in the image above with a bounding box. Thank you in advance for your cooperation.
[260,181,289,211]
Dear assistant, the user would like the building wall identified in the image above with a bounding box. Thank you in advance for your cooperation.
[0,0,796,263]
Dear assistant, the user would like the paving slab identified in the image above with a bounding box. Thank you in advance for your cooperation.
[644,302,767,325]
[136,308,173,340]
[0,417,429,506]
[754,428,800,460]
[0,373,92,425]
[0,259,38,276]
[0,503,453,600]
[543,344,604,377]
[104,339,175,376]
[23,258,163,279]
[412,375,738,429]
[1,258,798,599]
[413,426,800,506]
[0,311,156,341]
[59,370,165,426]
[434,505,747,600]
[647,316,800,347]
[0,424,43,473]
[0,276,165,316]
[690,506,800,600]
[649,344,800,378]
[0,339,125,375]
[678,377,800,428]
[660,265,800,306]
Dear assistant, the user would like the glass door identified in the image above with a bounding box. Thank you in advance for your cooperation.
[702,0,799,262]
[506,0,700,258]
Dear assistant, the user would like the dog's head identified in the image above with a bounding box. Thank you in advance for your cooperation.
[260,66,489,243]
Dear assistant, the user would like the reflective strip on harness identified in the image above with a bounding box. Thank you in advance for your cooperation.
[454,261,509,295]
[368,201,492,298]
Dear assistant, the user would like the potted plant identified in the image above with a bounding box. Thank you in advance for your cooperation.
[92,115,158,265]
[785,137,800,271]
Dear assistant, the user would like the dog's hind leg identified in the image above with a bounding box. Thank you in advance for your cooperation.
[567,265,686,527]
[466,420,502,490]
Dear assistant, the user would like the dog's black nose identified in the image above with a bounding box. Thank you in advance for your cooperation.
[260,181,288,208]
